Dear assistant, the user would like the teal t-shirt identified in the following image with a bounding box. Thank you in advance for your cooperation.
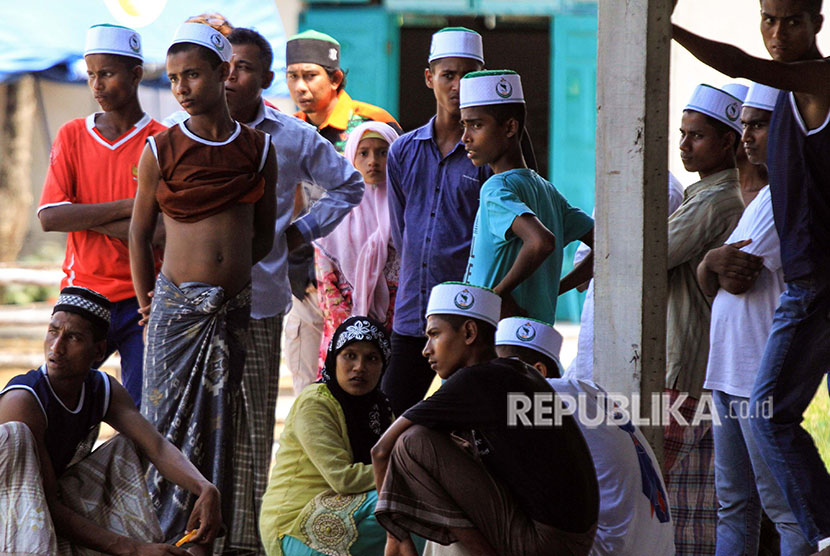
[464,168,593,322]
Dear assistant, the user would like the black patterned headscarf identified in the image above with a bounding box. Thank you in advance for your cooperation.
[319,316,395,464]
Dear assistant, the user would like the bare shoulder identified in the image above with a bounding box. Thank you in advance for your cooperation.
[102,377,140,427]
[0,388,47,435]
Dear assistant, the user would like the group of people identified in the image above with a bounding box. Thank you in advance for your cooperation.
[0,0,828,555]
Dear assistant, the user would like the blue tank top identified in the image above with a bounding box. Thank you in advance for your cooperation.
[767,88,830,281]
[1,366,111,476]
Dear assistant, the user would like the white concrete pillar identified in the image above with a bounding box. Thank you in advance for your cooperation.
[593,0,672,459]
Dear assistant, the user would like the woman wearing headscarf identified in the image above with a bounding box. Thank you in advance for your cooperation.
[259,316,397,556]
[313,122,400,374]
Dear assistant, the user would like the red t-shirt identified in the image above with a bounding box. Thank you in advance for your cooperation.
[39,113,166,302]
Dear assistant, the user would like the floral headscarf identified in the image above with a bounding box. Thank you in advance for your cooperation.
[319,316,394,464]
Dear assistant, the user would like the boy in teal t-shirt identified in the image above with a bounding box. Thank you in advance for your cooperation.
[460,70,594,321]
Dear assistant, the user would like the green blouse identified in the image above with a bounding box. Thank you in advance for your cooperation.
[259,383,376,556]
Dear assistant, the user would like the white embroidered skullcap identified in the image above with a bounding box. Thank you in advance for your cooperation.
[743,82,781,112]
[429,27,484,64]
[721,83,749,103]
[496,317,563,362]
[460,70,524,109]
[426,282,501,327]
[85,24,143,61]
[171,22,232,63]
[685,84,743,134]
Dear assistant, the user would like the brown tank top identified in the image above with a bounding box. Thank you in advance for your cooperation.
[150,121,269,223]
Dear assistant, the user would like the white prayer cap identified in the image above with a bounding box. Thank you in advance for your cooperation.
[685,84,743,134]
[85,24,143,61]
[744,82,781,112]
[721,83,749,103]
[460,70,524,109]
[429,27,484,64]
[426,282,501,327]
[496,317,563,363]
[171,22,232,63]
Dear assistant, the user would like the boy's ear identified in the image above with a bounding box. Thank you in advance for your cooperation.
[424,67,434,90]
[813,13,824,34]
[463,319,478,346]
[218,60,231,82]
[131,64,144,86]
[505,117,519,139]
[532,361,548,378]
[92,338,108,367]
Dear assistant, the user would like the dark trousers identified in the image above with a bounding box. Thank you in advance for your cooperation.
[381,332,434,415]
[96,296,144,407]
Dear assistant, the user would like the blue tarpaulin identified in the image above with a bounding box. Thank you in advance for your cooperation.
[0,0,288,95]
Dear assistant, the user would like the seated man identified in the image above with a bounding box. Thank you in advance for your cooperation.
[0,286,221,556]
[495,317,675,556]
[371,282,599,556]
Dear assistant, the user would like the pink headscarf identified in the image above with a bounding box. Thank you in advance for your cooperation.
[315,121,399,322]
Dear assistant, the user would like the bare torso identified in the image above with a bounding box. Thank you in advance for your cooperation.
[161,204,254,297]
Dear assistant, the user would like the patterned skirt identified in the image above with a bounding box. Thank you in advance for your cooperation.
[0,421,162,555]
[141,273,251,547]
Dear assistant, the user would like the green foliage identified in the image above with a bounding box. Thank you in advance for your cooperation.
[804,380,830,472]
[0,284,59,305]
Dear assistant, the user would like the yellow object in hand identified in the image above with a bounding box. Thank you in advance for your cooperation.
[175,530,197,547]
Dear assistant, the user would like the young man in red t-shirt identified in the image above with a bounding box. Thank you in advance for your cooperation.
[38,24,165,407]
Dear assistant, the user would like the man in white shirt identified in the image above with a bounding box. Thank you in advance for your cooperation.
[697,82,813,556]
[496,318,675,556]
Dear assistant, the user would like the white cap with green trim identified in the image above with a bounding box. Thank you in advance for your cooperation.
[495,317,563,362]
[429,26,484,63]
[85,24,143,61]
[460,70,524,109]
[743,82,780,112]
[685,83,743,134]
[426,282,501,327]
[171,21,232,63]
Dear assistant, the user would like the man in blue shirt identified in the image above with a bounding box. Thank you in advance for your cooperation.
[673,1,830,552]
[382,27,491,414]
[223,27,365,553]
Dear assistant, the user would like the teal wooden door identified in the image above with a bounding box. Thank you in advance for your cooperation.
[300,7,400,117]
[551,13,597,323]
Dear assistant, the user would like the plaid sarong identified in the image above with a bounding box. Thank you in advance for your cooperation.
[141,273,251,548]
[225,314,283,554]
[0,421,162,555]
[663,389,717,556]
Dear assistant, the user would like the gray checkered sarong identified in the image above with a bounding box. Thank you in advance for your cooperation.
[223,314,283,554]
[0,421,162,555]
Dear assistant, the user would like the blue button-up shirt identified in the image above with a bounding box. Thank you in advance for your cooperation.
[249,102,364,318]
[387,117,492,336]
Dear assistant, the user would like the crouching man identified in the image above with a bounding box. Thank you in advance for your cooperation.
[0,287,221,556]
[371,282,598,556]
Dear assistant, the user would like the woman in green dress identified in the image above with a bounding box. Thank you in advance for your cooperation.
[260,316,401,556]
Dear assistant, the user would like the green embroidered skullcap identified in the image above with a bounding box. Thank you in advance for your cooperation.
[85,23,143,61]
[426,282,501,326]
[460,70,525,108]
[429,26,484,63]
[286,29,341,69]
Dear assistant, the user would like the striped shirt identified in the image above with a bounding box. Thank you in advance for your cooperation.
[666,168,743,397]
